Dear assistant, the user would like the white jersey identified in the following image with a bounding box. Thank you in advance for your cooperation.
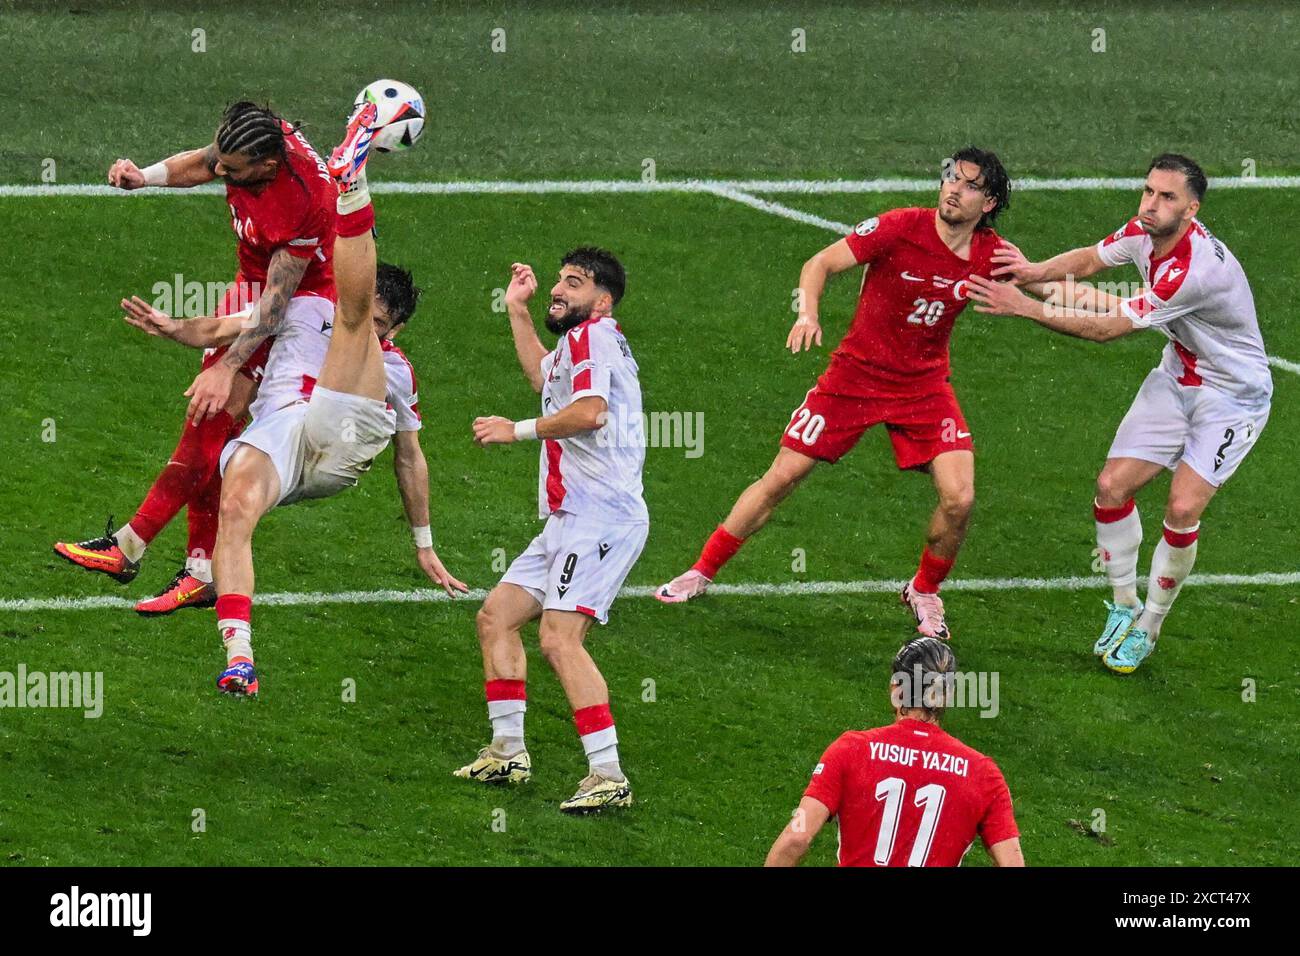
[536,315,648,523]
[247,294,334,421]
[1096,217,1272,406]
[247,294,418,434]
[381,339,422,432]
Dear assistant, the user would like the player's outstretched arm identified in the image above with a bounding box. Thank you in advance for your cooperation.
[472,396,608,446]
[392,430,469,597]
[967,275,1135,343]
[787,238,860,353]
[764,797,831,867]
[120,295,248,348]
[991,240,1107,286]
[107,145,219,190]
[503,263,547,392]
[183,247,308,421]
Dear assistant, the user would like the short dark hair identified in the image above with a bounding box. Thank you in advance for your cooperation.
[890,637,957,721]
[1148,153,1207,201]
[375,262,421,327]
[216,101,293,162]
[948,145,1011,229]
[561,247,626,306]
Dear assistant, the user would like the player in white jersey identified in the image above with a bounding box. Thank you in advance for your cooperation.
[455,249,648,814]
[123,254,468,694]
[967,154,1272,674]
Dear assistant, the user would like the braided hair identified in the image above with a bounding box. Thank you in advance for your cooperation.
[214,101,305,189]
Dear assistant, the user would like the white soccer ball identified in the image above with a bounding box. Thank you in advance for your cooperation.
[354,79,425,152]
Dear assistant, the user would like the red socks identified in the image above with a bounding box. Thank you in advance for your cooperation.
[337,205,375,238]
[186,467,222,563]
[130,410,236,543]
[692,525,745,580]
[911,546,955,595]
[1094,498,1137,524]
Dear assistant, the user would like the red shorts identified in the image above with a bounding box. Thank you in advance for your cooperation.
[780,380,974,469]
[199,273,274,382]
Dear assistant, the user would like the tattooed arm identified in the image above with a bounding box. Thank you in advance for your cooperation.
[183,247,309,421]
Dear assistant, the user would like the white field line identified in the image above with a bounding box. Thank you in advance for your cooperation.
[2,570,1297,613]
[3,175,1300,199]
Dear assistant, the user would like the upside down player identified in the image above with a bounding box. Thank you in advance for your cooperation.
[968,154,1272,674]
[121,260,460,642]
[53,102,312,613]
[657,147,1012,641]
[765,637,1024,867]
[456,252,647,814]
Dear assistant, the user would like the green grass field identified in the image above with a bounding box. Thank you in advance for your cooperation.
[1,1,1297,867]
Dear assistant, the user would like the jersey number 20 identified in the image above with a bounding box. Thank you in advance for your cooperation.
[874,777,947,866]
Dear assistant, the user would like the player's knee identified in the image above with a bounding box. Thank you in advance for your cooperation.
[474,604,499,643]
[767,457,811,497]
[218,485,261,531]
[1165,496,1204,529]
[1095,468,1127,506]
[538,624,578,665]
[941,485,976,521]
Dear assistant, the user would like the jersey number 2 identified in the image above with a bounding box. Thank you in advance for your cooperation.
[873,777,947,866]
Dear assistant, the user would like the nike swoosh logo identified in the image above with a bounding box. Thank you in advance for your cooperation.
[63,544,116,563]
[901,271,925,282]
[956,431,971,439]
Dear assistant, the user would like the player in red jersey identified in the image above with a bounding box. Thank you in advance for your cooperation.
[53,102,329,614]
[656,147,1012,640]
[765,636,1024,867]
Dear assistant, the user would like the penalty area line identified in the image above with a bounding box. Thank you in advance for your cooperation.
[2,570,1298,613]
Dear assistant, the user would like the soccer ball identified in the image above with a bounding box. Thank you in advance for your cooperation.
[354,79,425,152]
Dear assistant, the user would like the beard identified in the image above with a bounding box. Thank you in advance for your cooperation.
[1138,216,1180,239]
[937,202,972,226]
[545,301,593,335]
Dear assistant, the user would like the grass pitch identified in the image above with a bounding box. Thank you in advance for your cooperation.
[0,1,1297,866]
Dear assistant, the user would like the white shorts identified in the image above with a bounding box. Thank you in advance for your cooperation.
[501,511,649,624]
[220,385,396,506]
[1109,367,1270,487]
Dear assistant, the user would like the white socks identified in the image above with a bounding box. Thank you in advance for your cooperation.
[488,699,526,757]
[220,621,253,665]
[114,522,148,563]
[1094,498,1142,608]
[337,169,370,216]
[1138,523,1200,637]
[186,555,213,583]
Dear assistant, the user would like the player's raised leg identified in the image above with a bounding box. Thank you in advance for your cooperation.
[1092,456,1165,656]
[211,443,281,697]
[454,583,541,784]
[319,101,386,403]
[901,449,974,640]
[656,446,818,602]
[1105,462,1214,674]
[536,610,633,813]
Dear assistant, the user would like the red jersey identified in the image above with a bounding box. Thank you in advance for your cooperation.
[803,718,1018,867]
[225,122,337,302]
[831,207,1001,396]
